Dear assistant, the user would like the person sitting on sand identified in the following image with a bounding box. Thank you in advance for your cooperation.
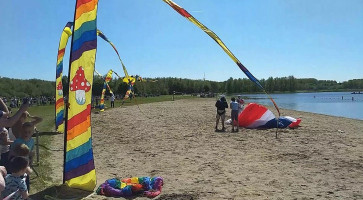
[215,96,228,131]
[230,97,239,132]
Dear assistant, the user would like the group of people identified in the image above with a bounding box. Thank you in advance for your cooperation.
[0,97,42,199]
[92,93,116,109]
[215,95,244,132]
[2,96,55,108]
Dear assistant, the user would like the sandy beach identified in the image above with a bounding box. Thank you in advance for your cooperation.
[36,98,363,199]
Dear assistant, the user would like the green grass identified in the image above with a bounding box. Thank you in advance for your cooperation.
[8,95,197,193]
[112,95,196,107]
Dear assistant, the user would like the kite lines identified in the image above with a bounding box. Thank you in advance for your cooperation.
[162,0,280,116]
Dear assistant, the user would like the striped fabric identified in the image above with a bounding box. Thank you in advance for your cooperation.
[55,22,73,133]
[162,0,280,116]
[238,103,302,129]
[99,69,114,111]
[64,0,99,191]
[97,30,130,78]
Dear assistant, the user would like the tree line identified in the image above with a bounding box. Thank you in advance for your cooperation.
[0,75,362,98]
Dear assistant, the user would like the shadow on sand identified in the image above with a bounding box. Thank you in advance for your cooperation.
[30,185,93,200]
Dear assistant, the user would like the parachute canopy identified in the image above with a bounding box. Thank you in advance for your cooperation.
[238,103,301,129]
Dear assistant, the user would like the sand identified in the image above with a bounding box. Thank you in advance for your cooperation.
[34,98,363,199]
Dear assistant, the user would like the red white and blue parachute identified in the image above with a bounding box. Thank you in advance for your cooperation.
[238,103,301,129]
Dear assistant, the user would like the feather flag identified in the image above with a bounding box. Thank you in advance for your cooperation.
[97,30,130,78]
[96,30,135,100]
[56,28,122,133]
[64,0,99,191]
[99,69,114,111]
[162,0,280,115]
[55,22,73,133]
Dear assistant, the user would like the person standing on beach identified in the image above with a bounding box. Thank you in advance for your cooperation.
[110,94,115,108]
[215,96,228,131]
[230,97,239,132]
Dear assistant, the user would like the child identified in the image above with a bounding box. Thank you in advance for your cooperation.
[11,122,35,154]
[1,156,29,200]
[9,144,32,174]
[11,123,35,192]
[9,111,42,140]
[230,97,239,132]
[0,128,13,167]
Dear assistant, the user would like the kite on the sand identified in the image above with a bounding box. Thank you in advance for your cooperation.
[96,177,163,198]
[236,103,301,129]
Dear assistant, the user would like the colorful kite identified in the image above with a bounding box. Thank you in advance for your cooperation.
[96,177,163,198]
[99,69,114,111]
[162,0,280,116]
[96,31,138,100]
[63,0,99,191]
[238,103,301,129]
[55,22,73,133]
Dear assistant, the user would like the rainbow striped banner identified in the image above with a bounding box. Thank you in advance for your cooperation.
[99,69,114,111]
[55,22,73,133]
[64,0,99,191]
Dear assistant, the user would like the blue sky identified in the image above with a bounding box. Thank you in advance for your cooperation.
[1,0,362,82]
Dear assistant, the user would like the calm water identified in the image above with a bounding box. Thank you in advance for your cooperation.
[241,92,363,120]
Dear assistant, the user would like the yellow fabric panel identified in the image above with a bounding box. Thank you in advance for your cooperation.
[65,169,96,191]
[57,124,64,134]
[131,177,139,183]
[67,49,96,119]
[187,17,239,64]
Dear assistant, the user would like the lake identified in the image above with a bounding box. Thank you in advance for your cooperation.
[241,92,363,120]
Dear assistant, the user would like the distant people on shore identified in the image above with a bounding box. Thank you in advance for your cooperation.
[230,97,239,132]
[110,94,115,108]
[215,96,228,131]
